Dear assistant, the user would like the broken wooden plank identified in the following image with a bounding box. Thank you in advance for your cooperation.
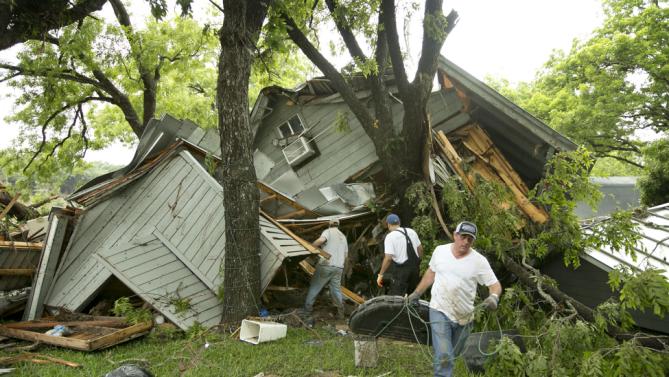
[260,210,329,259]
[0,241,43,250]
[276,209,307,220]
[3,319,127,330]
[456,124,548,224]
[87,321,153,350]
[0,269,34,276]
[0,320,152,352]
[435,131,474,190]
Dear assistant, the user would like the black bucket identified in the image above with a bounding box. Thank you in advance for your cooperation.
[461,329,526,373]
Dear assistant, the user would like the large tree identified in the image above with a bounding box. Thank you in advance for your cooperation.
[270,0,457,219]
[491,0,668,169]
[215,0,275,324]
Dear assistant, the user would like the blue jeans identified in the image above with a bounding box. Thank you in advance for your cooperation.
[304,264,344,312]
[430,308,470,377]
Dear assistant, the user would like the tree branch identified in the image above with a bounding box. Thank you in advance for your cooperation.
[0,63,102,88]
[0,0,108,51]
[281,13,375,133]
[413,4,458,96]
[324,0,368,62]
[109,0,157,127]
[381,0,409,99]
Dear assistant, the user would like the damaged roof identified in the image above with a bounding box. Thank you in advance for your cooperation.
[583,203,669,279]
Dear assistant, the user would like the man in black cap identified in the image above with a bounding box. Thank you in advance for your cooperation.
[377,213,423,295]
[407,221,502,377]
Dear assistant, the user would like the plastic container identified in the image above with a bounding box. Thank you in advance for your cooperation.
[240,320,287,344]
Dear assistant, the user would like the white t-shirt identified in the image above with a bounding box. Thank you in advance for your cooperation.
[318,227,348,268]
[384,227,421,264]
[428,243,498,325]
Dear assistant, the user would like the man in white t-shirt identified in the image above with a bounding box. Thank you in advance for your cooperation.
[377,213,423,296]
[408,221,502,377]
[304,218,349,322]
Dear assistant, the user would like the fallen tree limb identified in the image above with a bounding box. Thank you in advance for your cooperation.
[500,254,669,350]
[0,185,39,221]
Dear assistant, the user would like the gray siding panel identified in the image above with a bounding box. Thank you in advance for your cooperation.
[97,237,222,330]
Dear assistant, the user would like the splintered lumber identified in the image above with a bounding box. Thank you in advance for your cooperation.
[435,131,474,190]
[299,260,364,304]
[0,320,152,352]
[455,124,548,224]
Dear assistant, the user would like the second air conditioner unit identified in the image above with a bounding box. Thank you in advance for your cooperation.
[282,136,315,166]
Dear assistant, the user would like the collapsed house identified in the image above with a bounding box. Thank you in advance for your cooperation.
[16,56,576,329]
[22,122,318,330]
[14,56,666,336]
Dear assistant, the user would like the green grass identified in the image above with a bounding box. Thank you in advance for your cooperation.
[3,325,475,376]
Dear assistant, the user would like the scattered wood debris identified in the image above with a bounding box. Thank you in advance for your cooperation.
[0,316,152,351]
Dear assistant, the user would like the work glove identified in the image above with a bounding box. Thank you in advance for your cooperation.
[406,291,421,306]
[376,274,384,287]
[483,294,499,311]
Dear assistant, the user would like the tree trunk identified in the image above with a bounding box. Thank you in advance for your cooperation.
[216,0,268,325]
[0,185,39,221]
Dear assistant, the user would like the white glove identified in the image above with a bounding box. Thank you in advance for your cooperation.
[483,294,499,311]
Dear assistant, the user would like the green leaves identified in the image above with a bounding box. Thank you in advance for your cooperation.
[611,267,669,318]
[490,0,668,170]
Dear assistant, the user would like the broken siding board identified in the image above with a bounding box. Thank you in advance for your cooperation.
[0,248,39,291]
[54,194,127,281]
[154,229,216,291]
[188,212,226,269]
[160,185,217,246]
[154,176,210,236]
[49,260,112,310]
[308,148,378,189]
[93,157,189,250]
[56,158,175,279]
[199,228,226,285]
[24,212,71,320]
[105,158,194,249]
[95,251,222,330]
[173,198,223,266]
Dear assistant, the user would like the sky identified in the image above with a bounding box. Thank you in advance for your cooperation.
[0,0,604,166]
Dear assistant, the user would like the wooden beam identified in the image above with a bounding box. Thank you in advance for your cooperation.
[0,241,43,250]
[435,131,474,190]
[260,194,278,204]
[276,209,307,220]
[4,319,127,330]
[260,210,330,259]
[0,269,34,276]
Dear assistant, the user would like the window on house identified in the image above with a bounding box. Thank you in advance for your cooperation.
[277,114,305,138]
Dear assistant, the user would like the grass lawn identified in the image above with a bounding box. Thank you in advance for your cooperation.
[2,324,475,376]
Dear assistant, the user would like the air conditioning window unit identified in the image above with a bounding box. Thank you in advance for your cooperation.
[282,136,315,166]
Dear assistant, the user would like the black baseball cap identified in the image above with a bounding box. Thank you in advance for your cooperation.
[455,221,477,239]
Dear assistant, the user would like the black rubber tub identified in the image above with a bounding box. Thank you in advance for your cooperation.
[348,295,431,344]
